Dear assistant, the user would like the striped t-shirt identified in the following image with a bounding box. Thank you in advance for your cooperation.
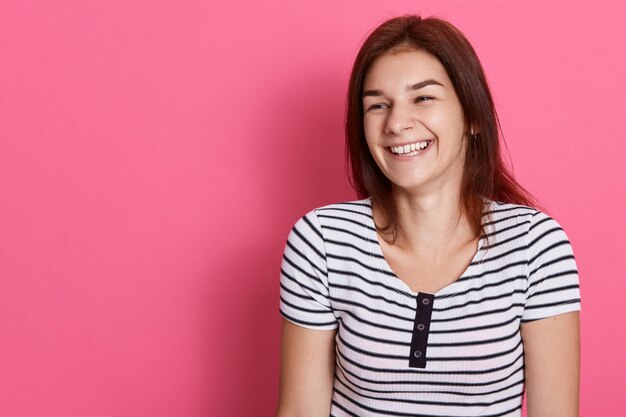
[279,197,581,417]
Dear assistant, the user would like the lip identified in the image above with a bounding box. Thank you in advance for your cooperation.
[385,139,434,160]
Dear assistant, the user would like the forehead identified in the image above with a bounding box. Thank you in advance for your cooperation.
[363,50,451,89]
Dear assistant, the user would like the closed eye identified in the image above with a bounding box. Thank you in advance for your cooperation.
[365,103,389,112]
[415,96,434,103]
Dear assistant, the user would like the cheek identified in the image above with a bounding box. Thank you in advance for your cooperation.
[365,138,381,163]
[363,116,383,145]
[422,108,449,131]
[429,110,465,143]
[362,127,385,166]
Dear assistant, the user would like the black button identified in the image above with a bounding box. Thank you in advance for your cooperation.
[409,293,434,369]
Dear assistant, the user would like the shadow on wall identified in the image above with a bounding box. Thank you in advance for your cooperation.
[208,69,354,415]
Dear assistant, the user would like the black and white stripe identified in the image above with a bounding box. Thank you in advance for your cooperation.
[279,197,581,416]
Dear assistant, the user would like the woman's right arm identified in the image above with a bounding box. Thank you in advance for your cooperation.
[275,319,336,417]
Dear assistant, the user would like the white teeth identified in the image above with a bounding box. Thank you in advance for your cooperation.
[390,140,430,155]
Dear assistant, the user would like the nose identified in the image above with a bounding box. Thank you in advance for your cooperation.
[384,103,414,135]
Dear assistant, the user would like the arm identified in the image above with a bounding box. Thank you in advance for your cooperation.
[521,211,582,416]
[275,319,336,417]
[521,311,580,417]
[276,211,338,416]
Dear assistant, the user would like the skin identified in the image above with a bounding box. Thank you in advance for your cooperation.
[275,321,336,417]
[521,311,580,416]
[275,49,580,417]
[362,49,480,292]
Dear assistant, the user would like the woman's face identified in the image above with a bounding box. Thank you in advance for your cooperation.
[362,49,469,195]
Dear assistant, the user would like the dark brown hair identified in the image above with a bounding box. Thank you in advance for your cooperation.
[345,14,540,244]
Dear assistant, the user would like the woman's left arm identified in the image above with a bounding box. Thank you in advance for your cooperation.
[520,311,580,417]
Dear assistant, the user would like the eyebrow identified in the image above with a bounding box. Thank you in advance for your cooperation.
[362,79,445,98]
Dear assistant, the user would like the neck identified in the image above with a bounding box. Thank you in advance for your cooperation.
[374,187,477,256]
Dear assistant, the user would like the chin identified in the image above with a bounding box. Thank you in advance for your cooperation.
[390,179,430,192]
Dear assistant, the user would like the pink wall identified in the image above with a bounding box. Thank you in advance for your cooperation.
[1,0,623,416]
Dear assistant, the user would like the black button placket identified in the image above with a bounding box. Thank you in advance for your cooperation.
[409,292,434,368]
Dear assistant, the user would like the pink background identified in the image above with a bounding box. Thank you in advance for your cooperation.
[1,0,624,416]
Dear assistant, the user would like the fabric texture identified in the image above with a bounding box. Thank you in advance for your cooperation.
[279,197,581,417]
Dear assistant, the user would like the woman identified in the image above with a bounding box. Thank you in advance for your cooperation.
[276,15,580,417]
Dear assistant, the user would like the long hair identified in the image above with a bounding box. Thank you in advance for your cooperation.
[345,15,539,244]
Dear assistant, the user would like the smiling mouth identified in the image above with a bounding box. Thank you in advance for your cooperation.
[387,140,433,156]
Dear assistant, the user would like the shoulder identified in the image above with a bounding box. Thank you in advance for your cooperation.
[484,199,576,263]
[483,199,568,235]
[311,197,372,215]
[290,197,373,231]
[484,199,537,224]
[482,199,576,257]
[313,197,372,221]
[283,198,373,250]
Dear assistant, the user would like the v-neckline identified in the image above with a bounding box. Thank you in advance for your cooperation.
[364,197,490,298]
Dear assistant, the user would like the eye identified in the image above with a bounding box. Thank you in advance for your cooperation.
[365,103,389,112]
[414,96,434,103]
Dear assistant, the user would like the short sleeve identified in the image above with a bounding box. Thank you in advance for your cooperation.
[279,210,338,330]
[522,211,582,323]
